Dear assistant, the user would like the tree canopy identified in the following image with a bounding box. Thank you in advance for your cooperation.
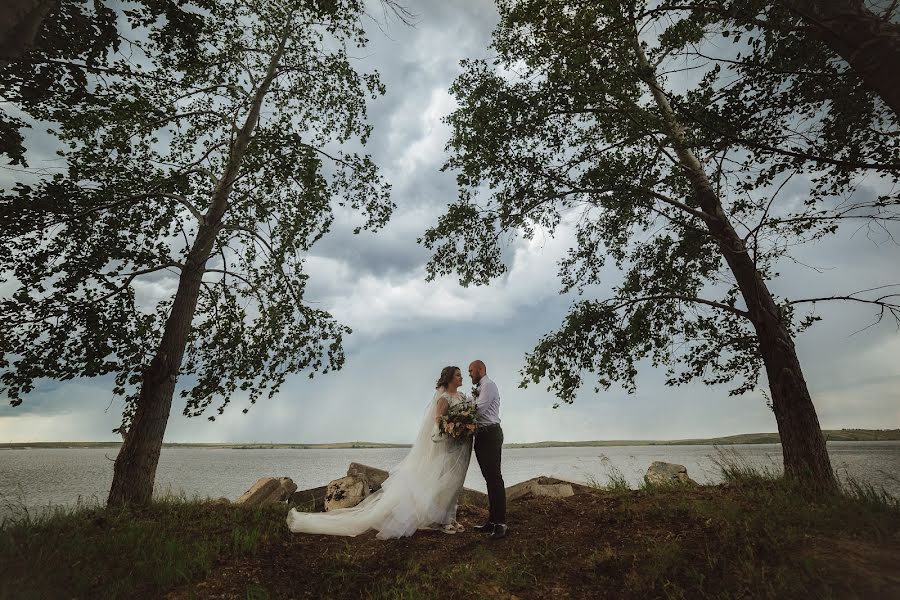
[423,0,899,484]
[1,0,393,432]
[0,0,205,166]
[425,0,898,401]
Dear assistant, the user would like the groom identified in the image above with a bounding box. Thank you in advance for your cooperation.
[468,360,507,540]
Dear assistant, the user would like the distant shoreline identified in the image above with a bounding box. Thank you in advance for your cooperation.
[1,429,897,449]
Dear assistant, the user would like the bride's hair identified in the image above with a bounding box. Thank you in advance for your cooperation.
[435,366,459,390]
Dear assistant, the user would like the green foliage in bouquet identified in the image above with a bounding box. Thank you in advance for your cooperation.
[437,400,477,439]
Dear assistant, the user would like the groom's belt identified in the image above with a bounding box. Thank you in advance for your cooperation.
[476,422,502,432]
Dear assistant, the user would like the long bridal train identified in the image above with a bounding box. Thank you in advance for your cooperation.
[286,391,472,539]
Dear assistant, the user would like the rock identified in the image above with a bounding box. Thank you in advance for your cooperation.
[644,462,697,486]
[211,497,231,505]
[347,462,388,490]
[236,478,279,505]
[535,476,597,495]
[235,477,298,507]
[290,485,328,512]
[506,476,597,503]
[278,477,298,497]
[325,475,370,511]
[506,479,538,503]
[529,482,574,498]
[506,477,576,503]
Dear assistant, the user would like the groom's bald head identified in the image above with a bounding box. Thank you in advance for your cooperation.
[468,360,486,384]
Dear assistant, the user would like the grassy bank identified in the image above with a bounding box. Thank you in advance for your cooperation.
[0,498,289,599]
[2,469,898,599]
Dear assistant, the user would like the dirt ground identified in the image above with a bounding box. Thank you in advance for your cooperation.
[163,486,900,599]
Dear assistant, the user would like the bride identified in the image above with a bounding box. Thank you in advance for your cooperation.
[286,366,474,539]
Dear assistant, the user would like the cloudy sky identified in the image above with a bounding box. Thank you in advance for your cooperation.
[1,0,898,444]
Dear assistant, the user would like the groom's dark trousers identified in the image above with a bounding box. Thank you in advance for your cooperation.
[474,423,506,524]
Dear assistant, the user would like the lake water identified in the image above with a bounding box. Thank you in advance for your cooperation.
[1,442,897,520]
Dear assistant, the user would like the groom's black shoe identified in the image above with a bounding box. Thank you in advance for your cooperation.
[473,522,495,534]
[489,523,508,540]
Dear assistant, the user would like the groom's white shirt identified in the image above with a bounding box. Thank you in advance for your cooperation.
[475,375,501,426]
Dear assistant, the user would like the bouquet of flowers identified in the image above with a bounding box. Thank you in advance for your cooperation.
[437,399,477,440]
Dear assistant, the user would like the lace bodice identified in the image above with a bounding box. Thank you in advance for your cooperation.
[440,391,469,407]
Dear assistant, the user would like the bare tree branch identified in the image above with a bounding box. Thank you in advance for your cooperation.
[788,285,900,329]
[609,294,751,318]
[95,262,184,304]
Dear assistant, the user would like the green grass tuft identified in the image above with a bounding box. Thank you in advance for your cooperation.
[582,453,633,492]
[0,495,289,600]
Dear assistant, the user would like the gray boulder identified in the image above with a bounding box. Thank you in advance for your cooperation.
[290,485,327,512]
[325,475,370,511]
[347,462,388,490]
[506,477,580,503]
[644,462,697,486]
[235,477,298,507]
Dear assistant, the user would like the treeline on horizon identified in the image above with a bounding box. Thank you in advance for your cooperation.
[2,429,898,449]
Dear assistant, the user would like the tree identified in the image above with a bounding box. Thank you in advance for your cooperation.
[0,0,204,166]
[1,0,398,506]
[0,0,56,61]
[423,0,899,487]
[773,0,900,118]
[646,0,900,202]
[651,0,900,122]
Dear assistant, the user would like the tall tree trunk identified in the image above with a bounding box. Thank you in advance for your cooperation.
[632,31,837,488]
[0,0,56,61]
[786,0,900,118]
[106,228,218,506]
[107,27,291,507]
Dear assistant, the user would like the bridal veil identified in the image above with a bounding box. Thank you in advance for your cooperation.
[286,389,472,539]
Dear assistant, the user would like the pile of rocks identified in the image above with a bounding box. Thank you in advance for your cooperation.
[317,463,490,511]
[227,461,698,511]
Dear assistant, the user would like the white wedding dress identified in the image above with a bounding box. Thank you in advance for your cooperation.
[286,389,473,539]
